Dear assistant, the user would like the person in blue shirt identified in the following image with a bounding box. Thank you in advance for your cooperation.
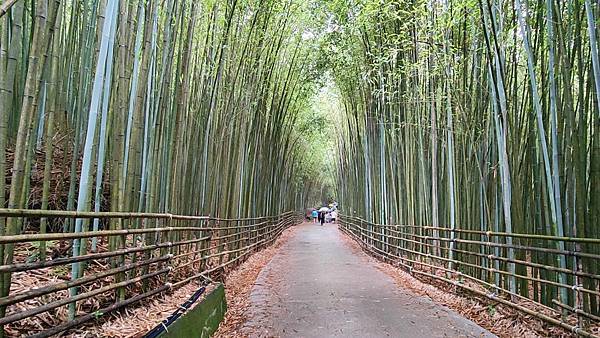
[311,209,318,223]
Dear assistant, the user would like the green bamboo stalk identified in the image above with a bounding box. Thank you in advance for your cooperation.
[69,0,119,319]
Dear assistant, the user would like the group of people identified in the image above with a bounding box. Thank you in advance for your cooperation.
[310,203,338,226]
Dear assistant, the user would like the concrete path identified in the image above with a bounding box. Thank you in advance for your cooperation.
[242,222,496,338]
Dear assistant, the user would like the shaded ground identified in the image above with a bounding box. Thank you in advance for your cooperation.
[242,222,495,338]
[214,226,300,337]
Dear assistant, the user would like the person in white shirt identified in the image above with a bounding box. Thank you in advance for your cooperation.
[330,210,337,223]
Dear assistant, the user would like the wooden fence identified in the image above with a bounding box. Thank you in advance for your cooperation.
[339,214,600,337]
[0,209,299,337]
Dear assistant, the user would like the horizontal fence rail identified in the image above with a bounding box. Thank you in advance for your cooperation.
[0,209,300,337]
[339,214,600,337]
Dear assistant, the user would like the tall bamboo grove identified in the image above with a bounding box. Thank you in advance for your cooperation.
[325,0,600,315]
[0,0,325,319]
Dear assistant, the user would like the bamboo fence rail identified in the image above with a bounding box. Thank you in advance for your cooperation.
[339,214,600,337]
[0,208,299,337]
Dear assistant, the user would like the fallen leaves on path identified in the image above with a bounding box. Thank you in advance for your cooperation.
[213,225,298,338]
[338,230,568,338]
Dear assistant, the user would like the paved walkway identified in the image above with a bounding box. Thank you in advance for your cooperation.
[242,222,495,338]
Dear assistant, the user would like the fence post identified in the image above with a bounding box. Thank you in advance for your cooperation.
[359,218,363,244]
[166,214,173,291]
[574,241,585,330]
[362,219,367,247]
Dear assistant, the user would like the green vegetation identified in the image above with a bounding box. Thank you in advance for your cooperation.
[324,0,599,317]
[293,81,338,207]
[0,0,328,322]
[1,0,600,332]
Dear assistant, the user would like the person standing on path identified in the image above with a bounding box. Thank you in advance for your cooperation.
[325,211,332,223]
[311,209,318,223]
[241,221,496,338]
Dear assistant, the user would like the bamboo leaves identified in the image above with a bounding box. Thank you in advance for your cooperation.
[1,0,324,298]
[328,0,600,316]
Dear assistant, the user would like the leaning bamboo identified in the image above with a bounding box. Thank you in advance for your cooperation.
[552,299,600,322]
[0,226,199,244]
[0,0,18,18]
[0,242,173,274]
[0,255,170,308]
[0,211,296,334]
[0,268,169,326]
[29,285,171,338]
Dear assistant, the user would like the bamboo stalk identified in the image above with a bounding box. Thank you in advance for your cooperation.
[0,242,172,274]
[342,214,600,244]
[0,0,18,18]
[339,219,600,335]
[0,268,169,326]
[30,285,170,338]
[552,299,600,322]
[0,255,170,308]
[340,217,600,326]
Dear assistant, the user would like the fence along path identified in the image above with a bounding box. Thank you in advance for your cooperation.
[0,208,298,337]
[242,222,494,337]
[339,214,600,337]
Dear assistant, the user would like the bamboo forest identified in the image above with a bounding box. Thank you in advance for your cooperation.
[0,0,599,336]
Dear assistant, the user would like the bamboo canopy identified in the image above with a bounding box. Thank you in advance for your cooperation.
[0,0,321,333]
[1,0,600,335]
[326,0,600,328]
